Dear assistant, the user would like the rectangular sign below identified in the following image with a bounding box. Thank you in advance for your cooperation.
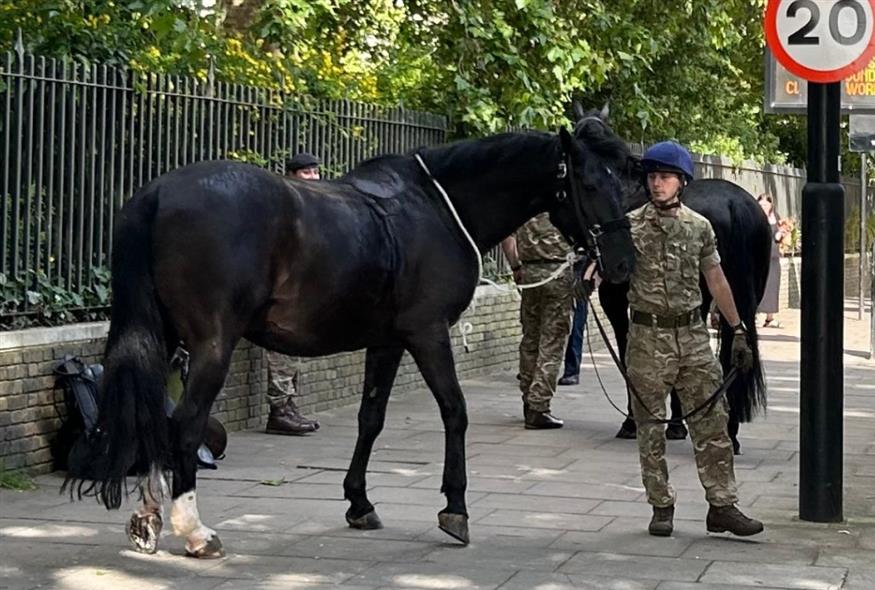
[765,49,875,114]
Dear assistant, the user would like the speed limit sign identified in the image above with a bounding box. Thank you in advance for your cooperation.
[766,0,875,82]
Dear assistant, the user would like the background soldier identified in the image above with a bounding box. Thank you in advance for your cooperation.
[622,141,761,537]
[263,153,324,435]
[501,213,573,429]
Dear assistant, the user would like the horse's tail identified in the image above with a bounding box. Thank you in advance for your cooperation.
[718,198,769,422]
[65,183,170,509]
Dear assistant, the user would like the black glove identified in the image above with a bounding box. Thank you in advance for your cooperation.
[572,274,595,301]
[731,325,753,373]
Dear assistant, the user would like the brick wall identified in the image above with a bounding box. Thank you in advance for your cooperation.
[0,287,527,474]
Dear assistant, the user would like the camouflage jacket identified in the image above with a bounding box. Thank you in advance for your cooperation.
[627,203,720,315]
[516,213,572,263]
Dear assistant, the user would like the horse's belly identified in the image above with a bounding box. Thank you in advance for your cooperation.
[255,290,394,356]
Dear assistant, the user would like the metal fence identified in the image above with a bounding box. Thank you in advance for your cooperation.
[0,47,448,320]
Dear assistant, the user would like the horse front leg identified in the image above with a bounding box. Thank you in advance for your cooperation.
[169,345,232,559]
[598,281,636,439]
[406,328,470,544]
[343,345,404,530]
[126,465,168,554]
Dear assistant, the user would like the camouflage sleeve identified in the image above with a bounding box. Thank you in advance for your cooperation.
[699,222,721,271]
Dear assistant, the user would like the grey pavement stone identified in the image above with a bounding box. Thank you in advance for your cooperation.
[814,546,875,568]
[421,523,565,547]
[280,535,433,562]
[499,571,659,590]
[558,552,710,581]
[699,561,847,589]
[410,474,536,494]
[469,492,600,514]
[346,561,513,589]
[681,536,817,565]
[286,517,436,542]
[590,500,658,518]
[655,584,786,590]
[551,518,701,558]
[197,554,373,584]
[525,481,643,501]
[420,541,573,572]
[841,565,875,590]
[475,508,613,532]
[212,582,377,590]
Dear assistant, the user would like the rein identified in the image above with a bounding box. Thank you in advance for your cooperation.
[584,293,739,425]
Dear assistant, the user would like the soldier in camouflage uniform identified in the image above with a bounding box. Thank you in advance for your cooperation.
[501,213,573,429]
[626,141,762,537]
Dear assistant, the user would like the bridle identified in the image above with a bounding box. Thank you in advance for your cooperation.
[556,130,630,274]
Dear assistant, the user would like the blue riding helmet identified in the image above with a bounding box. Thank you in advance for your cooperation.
[641,141,694,181]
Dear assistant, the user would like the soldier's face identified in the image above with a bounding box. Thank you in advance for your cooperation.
[647,171,682,204]
[293,166,320,180]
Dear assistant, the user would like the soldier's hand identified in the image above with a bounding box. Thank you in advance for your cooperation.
[572,262,600,301]
[512,267,523,284]
[731,329,754,373]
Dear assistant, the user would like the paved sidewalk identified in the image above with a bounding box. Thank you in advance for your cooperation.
[2,303,874,589]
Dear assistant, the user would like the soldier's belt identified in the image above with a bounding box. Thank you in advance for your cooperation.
[630,309,700,329]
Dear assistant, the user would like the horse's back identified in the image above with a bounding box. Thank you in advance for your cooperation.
[684,179,771,298]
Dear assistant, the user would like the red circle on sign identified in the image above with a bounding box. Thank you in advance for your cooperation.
[765,0,875,83]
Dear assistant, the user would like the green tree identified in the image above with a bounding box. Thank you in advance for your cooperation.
[1,0,809,164]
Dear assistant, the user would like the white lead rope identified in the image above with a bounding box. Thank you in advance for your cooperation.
[414,153,577,351]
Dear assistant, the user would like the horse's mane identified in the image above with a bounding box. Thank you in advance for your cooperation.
[341,132,558,184]
[345,123,629,185]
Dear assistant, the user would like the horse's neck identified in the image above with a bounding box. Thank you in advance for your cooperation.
[425,135,562,251]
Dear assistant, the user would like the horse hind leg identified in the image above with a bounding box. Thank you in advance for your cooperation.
[126,466,168,554]
[343,346,404,530]
[168,342,234,559]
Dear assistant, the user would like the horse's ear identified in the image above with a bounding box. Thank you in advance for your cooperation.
[572,101,586,121]
[627,155,643,177]
[599,102,610,120]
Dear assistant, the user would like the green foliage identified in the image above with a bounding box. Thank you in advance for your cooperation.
[0,266,111,329]
[2,1,807,174]
[0,462,38,491]
[845,207,875,253]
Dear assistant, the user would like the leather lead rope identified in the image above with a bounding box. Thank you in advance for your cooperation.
[584,295,739,425]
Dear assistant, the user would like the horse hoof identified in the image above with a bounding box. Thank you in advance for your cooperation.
[438,512,469,545]
[185,534,225,559]
[665,423,688,440]
[126,512,162,554]
[615,422,636,439]
[346,509,383,530]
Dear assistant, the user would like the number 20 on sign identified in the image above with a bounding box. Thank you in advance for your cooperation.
[766,0,875,83]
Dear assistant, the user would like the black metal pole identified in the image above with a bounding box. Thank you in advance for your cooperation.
[799,81,844,522]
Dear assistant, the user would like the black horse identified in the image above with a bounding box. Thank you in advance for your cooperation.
[595,177,771,452]
[65,119,635,557]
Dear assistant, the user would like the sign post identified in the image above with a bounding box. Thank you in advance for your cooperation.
[766,0,875,523]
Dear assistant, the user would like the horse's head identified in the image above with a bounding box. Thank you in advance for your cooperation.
[548,108,635,283]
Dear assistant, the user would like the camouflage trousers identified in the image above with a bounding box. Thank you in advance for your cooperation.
[518,265,573,412]
[625,318,737,508]
[266,351,300,410]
